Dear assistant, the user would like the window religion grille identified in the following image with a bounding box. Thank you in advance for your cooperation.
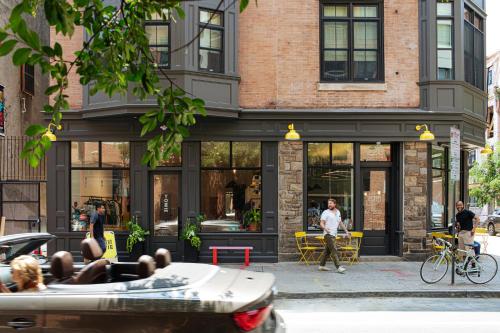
[320,1,383,82]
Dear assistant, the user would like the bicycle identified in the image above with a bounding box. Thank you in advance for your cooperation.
[420,237,498,284]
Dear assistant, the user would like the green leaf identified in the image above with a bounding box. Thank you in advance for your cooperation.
[240,0,250,13]
[12,48,31,65]
[42,46,55,57]
[0,31,8,42]
[53,42,62,57]
[25,124,47,136]
[175,6,185,19]
[9,3,26,30]
[28,154,39,168]
[45,85,60,95]
[0,40,18,56]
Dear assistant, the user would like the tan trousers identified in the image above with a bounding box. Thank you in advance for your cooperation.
[458,230,474,260]
[319,234,341,268]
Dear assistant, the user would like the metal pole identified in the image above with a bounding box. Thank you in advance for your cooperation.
[451,179,456,285]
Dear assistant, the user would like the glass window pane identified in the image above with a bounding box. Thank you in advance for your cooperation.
[324,50,348,80]
[362,170,387,231]
[71,142,99,167]
[332,143,353,165]
[324,22,348,49]
[145,25,156,44]
[201,142,230,168]
[437,20,452,48]
[307,168,353,231]
[432,146,445,169]
[200,28,211,48]
[324,5,347,17]
[153,174,179,236]
[200,170,261,232]
[432,169,445,228]
[200,10,222,26]
[101,142,130,168]
[232,142,261,168]
[199,49,222,72]
[474,14,482,30]
[360,144,391,161]
[308,143,330,166]
[354,22,378,49]
[156,25,169,45]
[71,170,130,232]
[151,46,169,66]
[437,2,452,16]
[159,151,181,166]
[210,29,222,49]
[437,49,453,80]
[353,6,378,18]
[353,51,378,80]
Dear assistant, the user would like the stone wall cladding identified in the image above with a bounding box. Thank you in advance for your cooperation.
[239,0,420,109]
[403,142,431,260]
[278,141,303,261]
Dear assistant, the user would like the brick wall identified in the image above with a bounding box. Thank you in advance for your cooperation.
[51,26,83,110]
[403,142,431,260]
[278,141,303,260]
[239,0,419,109]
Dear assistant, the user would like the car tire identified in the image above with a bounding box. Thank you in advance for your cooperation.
[488,223,496,236]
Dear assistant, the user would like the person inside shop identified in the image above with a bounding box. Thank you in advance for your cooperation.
[0,255,46,293]
[455,200,480,260]
[90,202,107,255]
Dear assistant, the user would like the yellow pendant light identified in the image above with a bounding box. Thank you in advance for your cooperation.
[415,124,435,141]
[285,123,300,141]
[42,123,62,142]
[480,144,493,155]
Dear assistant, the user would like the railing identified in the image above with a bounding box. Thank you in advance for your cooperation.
[0,136,46,181]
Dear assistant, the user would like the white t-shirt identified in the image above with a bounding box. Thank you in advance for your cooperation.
[321,209,342,236]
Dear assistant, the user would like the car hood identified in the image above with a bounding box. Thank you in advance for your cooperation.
[44,263,276,313]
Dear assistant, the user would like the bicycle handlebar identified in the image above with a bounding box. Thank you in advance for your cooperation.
[434,237,452,249]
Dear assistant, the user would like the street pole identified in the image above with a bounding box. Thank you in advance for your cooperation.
[451,179,456,285]
[450,127,460,285]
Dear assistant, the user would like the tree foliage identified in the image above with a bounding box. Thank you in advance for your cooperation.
[0,0,254,168]
[469,143,500,207]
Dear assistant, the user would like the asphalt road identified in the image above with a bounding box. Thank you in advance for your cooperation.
[275,297,500,333]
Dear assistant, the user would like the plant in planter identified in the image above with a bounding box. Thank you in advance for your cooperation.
[126,216,150,254]
[181,217,202,262]
[243,208,261,232]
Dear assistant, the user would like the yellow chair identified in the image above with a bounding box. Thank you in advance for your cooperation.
[431,232,446,254]
[295,231,321,265]
[339,232,363,265]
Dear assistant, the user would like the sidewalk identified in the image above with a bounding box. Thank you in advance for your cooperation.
[223,259,500,299]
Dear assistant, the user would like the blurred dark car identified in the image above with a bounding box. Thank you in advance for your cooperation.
[480,208,500,236]
[0,233,285,333]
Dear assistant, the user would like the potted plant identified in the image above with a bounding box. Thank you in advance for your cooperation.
[243,208,261,232]
[181,216,202,262]
[126,216,150,260]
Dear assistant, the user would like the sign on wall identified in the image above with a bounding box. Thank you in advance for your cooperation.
[160,193,170,221]
[450,127,461,181]
[0,85,5,137]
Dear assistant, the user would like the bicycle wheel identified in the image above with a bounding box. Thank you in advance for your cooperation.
[466,254,498,284]
[420,254,449,284]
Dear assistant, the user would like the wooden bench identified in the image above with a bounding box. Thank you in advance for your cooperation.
[209,246,254,266]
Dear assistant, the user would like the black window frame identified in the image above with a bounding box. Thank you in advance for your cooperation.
[429,144,449,230]
[198,8,224,73]
[199,141,262,233]
[21,64,35,96]
[320,0,384,83]
[145,13,171,68]
[436,0,454,80]
[487,66,493,87]
[464,5,485,90]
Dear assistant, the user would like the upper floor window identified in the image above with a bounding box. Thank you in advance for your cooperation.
[464,5,484,90]
[487,66,493,87]
[437,1,454,80]
[145,12,170,67]
[199,9,224,73]
[320,1,383,82]
[21,64,35,96]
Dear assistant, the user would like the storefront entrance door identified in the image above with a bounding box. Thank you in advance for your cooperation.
[360,168,391,255]
[150,173,182,260]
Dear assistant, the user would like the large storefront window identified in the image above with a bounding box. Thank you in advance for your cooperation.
[200,142,261,232]
[70,142,130,232]
[431,146,448,229]
[306,143,354,231]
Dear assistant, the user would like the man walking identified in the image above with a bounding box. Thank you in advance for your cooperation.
[455,200,479,260]
[318,198,350,273]
[90,203,107,256]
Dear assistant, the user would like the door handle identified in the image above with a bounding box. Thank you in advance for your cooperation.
[7,318,35,329]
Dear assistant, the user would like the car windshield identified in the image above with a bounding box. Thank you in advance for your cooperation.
[0,240,41,264]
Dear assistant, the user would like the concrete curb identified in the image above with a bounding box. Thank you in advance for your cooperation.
[276,290,500,299]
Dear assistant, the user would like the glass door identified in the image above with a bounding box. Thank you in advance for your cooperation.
[151,173,181,260]
[360,168,391,255]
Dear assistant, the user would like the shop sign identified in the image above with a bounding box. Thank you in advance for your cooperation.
[0,85,5,137]
[86,231,118,262]
[450,127,460,181]
[160,193,170,221]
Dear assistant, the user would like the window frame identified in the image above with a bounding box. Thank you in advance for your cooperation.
[21,64,35,96]
[464,5,485,90]
[198,8,225,73]
[145,14,171,68]
[199,141,262,233]
[436,1,454,80]
[319,0,384,83]
[70,142,131,233]
[429,144,449,230]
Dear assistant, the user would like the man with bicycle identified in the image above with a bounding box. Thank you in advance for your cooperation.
[455,201,480,260]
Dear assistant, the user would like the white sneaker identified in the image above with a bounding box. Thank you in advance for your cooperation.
[318,266,331,271]
[337,266,346,274]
